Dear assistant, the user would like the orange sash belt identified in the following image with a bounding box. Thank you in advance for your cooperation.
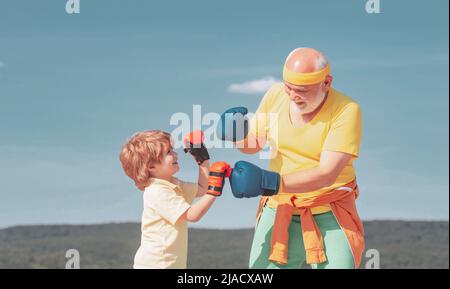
[255,179,365,268]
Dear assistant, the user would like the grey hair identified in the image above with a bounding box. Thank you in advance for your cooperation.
[315,53,329,70]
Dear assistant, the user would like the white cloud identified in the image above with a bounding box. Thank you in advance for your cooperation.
[228,76,280,94]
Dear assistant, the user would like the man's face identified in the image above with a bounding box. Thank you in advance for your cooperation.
[284,80,327,114]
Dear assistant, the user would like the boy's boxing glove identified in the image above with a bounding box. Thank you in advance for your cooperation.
[207,162,232,197]
[183,130,210,165]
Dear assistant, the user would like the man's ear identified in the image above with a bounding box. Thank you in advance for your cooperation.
[323,75,333,92]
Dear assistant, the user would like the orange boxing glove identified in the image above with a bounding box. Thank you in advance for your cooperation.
[207,162,232,197]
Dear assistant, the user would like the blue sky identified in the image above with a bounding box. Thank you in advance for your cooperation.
[0,0,448,228]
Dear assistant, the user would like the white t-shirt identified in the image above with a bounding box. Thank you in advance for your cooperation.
[133,177,197,269]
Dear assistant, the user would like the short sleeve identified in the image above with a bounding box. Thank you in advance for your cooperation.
[145,188,190,225]
[322,102,362,157]
[249,84,278,139]
[179,180,198,203]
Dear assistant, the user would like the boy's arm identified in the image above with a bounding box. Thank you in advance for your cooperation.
[196,160,209,197]
[181,162,230,223]
[181,194,217,223]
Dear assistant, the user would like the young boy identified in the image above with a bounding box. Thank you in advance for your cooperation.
[119,130,230,269]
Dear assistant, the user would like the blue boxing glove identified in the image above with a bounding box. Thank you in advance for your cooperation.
[218,107,249,142]
[229,161,281,198]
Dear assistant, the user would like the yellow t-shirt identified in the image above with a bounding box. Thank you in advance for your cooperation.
[249,83,362,215]
[133,177,197,269]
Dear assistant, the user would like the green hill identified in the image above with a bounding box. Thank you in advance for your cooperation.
[0,221,448,269]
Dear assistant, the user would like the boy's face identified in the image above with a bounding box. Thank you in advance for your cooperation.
[151,148,180,180]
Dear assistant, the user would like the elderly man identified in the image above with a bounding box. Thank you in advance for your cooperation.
[219,47,364,269]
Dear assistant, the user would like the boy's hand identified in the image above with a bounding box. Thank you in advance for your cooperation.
[183,131,210,165]
[207,162,232,197]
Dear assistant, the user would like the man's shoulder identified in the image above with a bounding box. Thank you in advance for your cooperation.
[269,82,285,92]
[266,82,285,99]
[330,88,358,105]
[329,88,361,115]
[260,82,287,109]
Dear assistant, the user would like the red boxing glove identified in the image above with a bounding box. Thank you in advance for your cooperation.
[207,162,232,197]
[183,131,210,165]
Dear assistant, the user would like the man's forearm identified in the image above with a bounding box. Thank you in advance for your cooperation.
[237,143,262,154]
[281,166,334,194]
[236,133,265,154]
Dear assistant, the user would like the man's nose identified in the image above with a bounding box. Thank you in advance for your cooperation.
[290,92,302,100]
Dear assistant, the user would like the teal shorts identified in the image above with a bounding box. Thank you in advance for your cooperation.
[249,205,355,269]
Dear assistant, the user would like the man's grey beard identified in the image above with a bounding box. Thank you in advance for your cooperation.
[292,90,327,114]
